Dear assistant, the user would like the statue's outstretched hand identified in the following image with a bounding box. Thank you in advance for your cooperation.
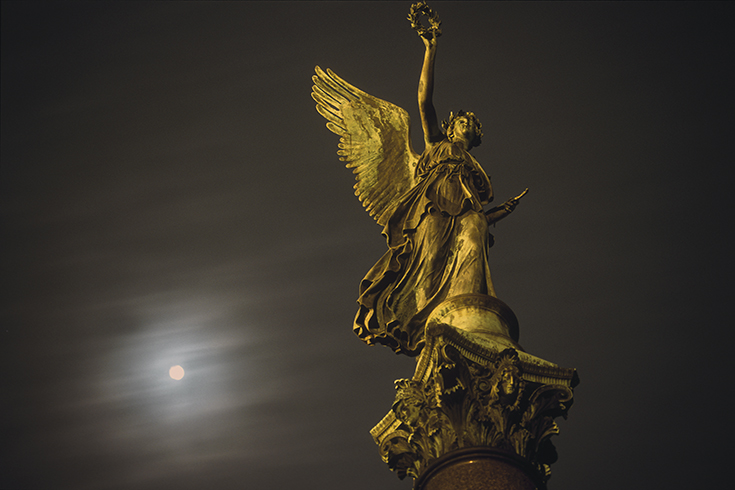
[503,198,519,214]
[503,188,529,213]
[486,188,528,225]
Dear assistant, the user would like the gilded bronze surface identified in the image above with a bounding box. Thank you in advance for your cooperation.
[313,2,576,486]
[312,1,526,357]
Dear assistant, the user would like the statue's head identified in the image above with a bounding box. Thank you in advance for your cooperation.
[443,110,483,148]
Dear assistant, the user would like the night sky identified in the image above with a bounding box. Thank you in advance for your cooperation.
[2,2,733,489]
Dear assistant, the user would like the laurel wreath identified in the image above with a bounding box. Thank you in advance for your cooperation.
[407,1,442,38]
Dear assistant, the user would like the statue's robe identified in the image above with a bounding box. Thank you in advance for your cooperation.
[354,138,496,355]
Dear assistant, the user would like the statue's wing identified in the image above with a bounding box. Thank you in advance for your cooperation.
[312,66,420,226]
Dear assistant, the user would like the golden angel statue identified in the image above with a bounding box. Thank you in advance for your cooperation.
[312,2,526,357]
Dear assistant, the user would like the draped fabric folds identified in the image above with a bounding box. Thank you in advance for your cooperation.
[354,139,497,356]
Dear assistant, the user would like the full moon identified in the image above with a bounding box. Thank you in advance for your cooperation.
[169,365,185,380]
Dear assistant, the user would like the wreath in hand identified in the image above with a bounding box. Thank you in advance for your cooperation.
[407,2,442,38]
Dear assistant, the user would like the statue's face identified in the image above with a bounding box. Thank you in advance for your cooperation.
[450,117,477,145]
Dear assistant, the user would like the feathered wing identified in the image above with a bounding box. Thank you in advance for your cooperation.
[312,66,419,227]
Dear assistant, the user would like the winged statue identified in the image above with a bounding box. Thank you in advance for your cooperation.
[312,2,526,356]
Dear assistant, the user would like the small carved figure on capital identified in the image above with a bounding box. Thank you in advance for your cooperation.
[485,349,525,412]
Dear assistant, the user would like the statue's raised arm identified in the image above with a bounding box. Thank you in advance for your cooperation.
[411,1,443,147]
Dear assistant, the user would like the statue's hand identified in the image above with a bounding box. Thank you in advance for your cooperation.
[485,189,528,224]
[420,30,438,50]
[503,198,519,213]
[505,188,529,213]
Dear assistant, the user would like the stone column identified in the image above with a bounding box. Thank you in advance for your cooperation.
[370,294,578,489]
[415,447,545,490]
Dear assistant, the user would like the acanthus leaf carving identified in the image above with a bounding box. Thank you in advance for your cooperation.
[377,341,575,483]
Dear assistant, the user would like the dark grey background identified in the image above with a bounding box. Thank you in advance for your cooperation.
[2,2,732,489]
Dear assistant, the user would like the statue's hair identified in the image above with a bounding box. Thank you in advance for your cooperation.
[442,110,483,147]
